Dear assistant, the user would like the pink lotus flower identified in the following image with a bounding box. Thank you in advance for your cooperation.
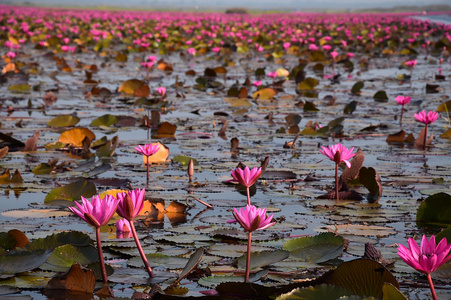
[395,95,411,124]
[283,42,291,50]
[308,44,319,51]
[414,110,439,125]
[141,62,153,69]
[233,205,276,283]
[395,95,411,105]
[398,235,451,300]
[267,71,277,79]
[253,80,262,87]
[233,205,275,232]
[319,143,355,168]
[405,60,417,68]
[135,143,160,157]
[231,166,262,205]
[116,189,154,278]
[156,87,166,97]
[211,47,221,53]
[231,166,262,188]
[116,188,146,221]
[322,44,332,51]
[319,143,355,202]
[330,51,338,59]
[69,195,119,228]
[69,194,119,282]
[6,51,15,59]
[187,47,196,56]
[146,55,157,63]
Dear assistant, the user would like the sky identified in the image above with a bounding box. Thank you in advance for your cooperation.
[3,0,450,10]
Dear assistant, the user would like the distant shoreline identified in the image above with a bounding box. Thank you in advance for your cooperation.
[411,14,451,25]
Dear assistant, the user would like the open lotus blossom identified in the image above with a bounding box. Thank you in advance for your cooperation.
[395,95,411,124]
[405,59,417,68]
[231,166,262,205]
[319,143,355,168]
[319,143,355,202]
[253,80,262,87]
[398,235,451,300]
[156,87,166,97]
[187,47,196,56]
[135,143,160,183]
[69,194,119,283]
[414,110,439,125]
[116,189,154,278]
[233,205,276,282]
[233,205,275,232]
[211,46,221,53]
[267,71,277,79]
[414,110,439,150]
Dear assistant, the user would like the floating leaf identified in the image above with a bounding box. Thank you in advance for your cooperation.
[198,270,268,288]
[0,147,8,159]
[173,155,198,166]
[386,130,406,144]
[157,122,177,136]
[47,115,80,127]
[351,81,364,95]
[0,249,53,275]
[325,258,399,298]
[24,130,40,151]
[276,284,356,300]
[317,224,396,237]
[437,100,451,113]
[90,114,118,127]
[95,136,118,157]
[40,245,98,272]
[44,179,96,204]
[285,114,302,127]
[45,262,95,294]
[341,149,364,183]
[359,167,383,203]
[282,232,344,263]
[57,128,96,147]
[344,101,357,114]
[127,253,188,269]
[373,90,388,102]
[297,77,318,90]
[237,250,290,270]
[304,101,319,112]
[118,79,147,96]
[382,283,408,300]
[253,88,277,100]
[417,192,451,226]
[172,248,204,286]
[26,231,92,252]
[8,84,30,92]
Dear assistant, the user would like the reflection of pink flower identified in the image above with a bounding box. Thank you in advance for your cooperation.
[319,143,355,168]
[414,110,439,125]
[116,219,131,233]
[395,95,411,105]
[233,205,276,232]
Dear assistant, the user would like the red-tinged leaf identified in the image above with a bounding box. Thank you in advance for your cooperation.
[45,262,95,293]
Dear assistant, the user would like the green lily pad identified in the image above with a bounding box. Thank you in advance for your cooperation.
[127,253,188,269]
[39,245,98,272]
[382,283,408,300]
[351,81,364,95]
[436,226,451,244]
[172,155,198,166]
[90,114,118,127]
[373,90,388,102]
[276,284,361,300]
[0,249,54,275]
[8,84,31,93]
[237,250,290,270]
[32,163,53,175]
[298,77,319,90]
[47,115,80,127]
[198,270,268,288]
[44,179,96,205]
[325,258,399,298]
[417,192,451,226]
[282,233,344,263]
[26,231,93,252]
[0,271,52,289]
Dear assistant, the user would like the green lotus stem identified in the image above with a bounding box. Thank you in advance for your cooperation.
[129,220,154,278]
[95,227,108,283]
[426,273,438,300]
[245,231,252,283]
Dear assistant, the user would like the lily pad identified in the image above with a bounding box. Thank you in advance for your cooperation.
[417,192,451,226]
[237,250,290,270]
[282,232,344,263]
[127,253,188,269]
[90,114,118,127]
[44,179,96,204]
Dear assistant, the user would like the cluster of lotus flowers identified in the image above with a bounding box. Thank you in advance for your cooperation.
[68,141,450,299]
